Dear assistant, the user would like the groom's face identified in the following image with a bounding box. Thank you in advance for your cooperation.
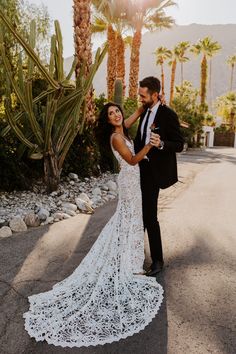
[138,87,159,109]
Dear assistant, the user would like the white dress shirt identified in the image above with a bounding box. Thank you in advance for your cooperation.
[141,101,161,145]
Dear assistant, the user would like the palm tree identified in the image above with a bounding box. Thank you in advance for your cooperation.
[227,54,236,91]
[73,0,95,122]
[92,1,127,99]
[177,41,190,86]
[215,92,236,131]
[169,45,181,105]
[154,46,171,96]
[191,37,221,107]
[126,0,176,99]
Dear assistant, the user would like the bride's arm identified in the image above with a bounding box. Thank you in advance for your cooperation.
[124,106,144,129]
[111,133,152,166]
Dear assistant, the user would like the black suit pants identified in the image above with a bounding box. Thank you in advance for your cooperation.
[139,160,164,263]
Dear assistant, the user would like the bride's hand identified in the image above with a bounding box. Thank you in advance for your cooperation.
[137,105,145,115]
[150,132,161,147]
[159,94,166,106]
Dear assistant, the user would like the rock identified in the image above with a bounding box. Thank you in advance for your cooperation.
[9,216,27,233]
[53,212,64,221]
[61,202,77,211]
[101,185,109,191]
[63,209,77,217]
[68,173,79,181]
[92,195,102,203]
[0,226,12,238]
[44,216,54,225]
[59,193,69,201]
[106,180,117,191]
[24,213,40,227]
[108,190,117,196]
[50,191,58,197]
[34,202,43,213]
[92,187,102,196]
[102,196,109,202]
[70,181,75,186]
[75,197,93,213]
[0,218,7,227]
[37,208,50,221]
[77,193,91,203]
[62,213,71,219]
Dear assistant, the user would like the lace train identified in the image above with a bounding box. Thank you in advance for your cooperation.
[23,138,164,348]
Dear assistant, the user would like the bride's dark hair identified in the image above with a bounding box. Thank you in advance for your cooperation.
[95,102,130,172]
[97,102,130,141]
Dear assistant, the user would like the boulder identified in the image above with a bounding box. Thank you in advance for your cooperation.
[61,202,77,211]
[9,216,27,233]
[68,173,79,181]
[37,208,50,221]
[0,226,12,238]
[24,212,40,227]
[106,180,117,191]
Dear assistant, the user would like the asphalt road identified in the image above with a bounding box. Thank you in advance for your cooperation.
[0,147,235,354]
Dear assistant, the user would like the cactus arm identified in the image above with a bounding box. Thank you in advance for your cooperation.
[0,30,27,110]
[28,20,36,78]
[18,52,24,94]
[113,78,123,107]
[0,7,59,89]
[24,81,44,145]
[44,90,62,151]
[54,20,64,82]
[1,88,57,137]
[4,102,37,149]
[65,56,77,82]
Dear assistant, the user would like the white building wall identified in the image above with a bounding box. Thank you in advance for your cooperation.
[202,126,214,147]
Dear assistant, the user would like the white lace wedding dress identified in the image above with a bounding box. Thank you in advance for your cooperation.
[23,137,164,348]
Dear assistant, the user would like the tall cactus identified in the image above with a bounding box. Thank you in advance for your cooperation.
[0,8,107,192]
[113,78,123,108]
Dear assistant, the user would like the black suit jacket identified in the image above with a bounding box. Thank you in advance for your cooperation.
[134,104,184,189]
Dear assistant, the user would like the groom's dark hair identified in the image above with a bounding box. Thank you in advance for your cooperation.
[139,76,161,94]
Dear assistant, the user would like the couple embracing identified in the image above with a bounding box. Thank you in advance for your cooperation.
[23,76,184,348]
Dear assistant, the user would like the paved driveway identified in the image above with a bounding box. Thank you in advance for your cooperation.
[0,148,235,354]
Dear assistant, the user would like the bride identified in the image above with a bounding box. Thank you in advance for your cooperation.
[23,102,164,348]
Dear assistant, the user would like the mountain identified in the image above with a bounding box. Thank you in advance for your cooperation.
[64,24,236,103]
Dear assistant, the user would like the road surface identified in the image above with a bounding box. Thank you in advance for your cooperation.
[0,147,235,354]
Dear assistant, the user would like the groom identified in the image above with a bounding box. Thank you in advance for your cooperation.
[134,76,184,276]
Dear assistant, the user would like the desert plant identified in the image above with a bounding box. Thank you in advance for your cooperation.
[0,9,107,192]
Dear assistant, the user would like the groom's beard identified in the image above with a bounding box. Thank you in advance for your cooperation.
[142,99,155,110]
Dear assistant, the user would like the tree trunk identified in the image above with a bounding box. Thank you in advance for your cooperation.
[44,151,61,193]
[169,59,176,105]
[116,32,125,96]
[107,24,117,100]
[230,111,235,131]
[160,62,165,96]
[73,0,95,122]
[208,59,212,111]
[200,55,208,106]
[128,30,142,100]
[230,64,234,91]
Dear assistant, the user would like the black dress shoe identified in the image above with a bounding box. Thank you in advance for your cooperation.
[146,261,164,277]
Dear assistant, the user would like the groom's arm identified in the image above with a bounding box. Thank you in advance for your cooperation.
[160,109,184,153]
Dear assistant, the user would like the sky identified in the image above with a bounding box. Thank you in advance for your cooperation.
[29,0,236,58]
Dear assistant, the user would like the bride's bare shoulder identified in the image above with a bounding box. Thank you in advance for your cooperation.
[110,133,126,148]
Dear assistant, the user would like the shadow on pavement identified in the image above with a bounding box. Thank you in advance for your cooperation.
[166,234,235,354]
[179,147,236,165]
[0,200,168,354]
